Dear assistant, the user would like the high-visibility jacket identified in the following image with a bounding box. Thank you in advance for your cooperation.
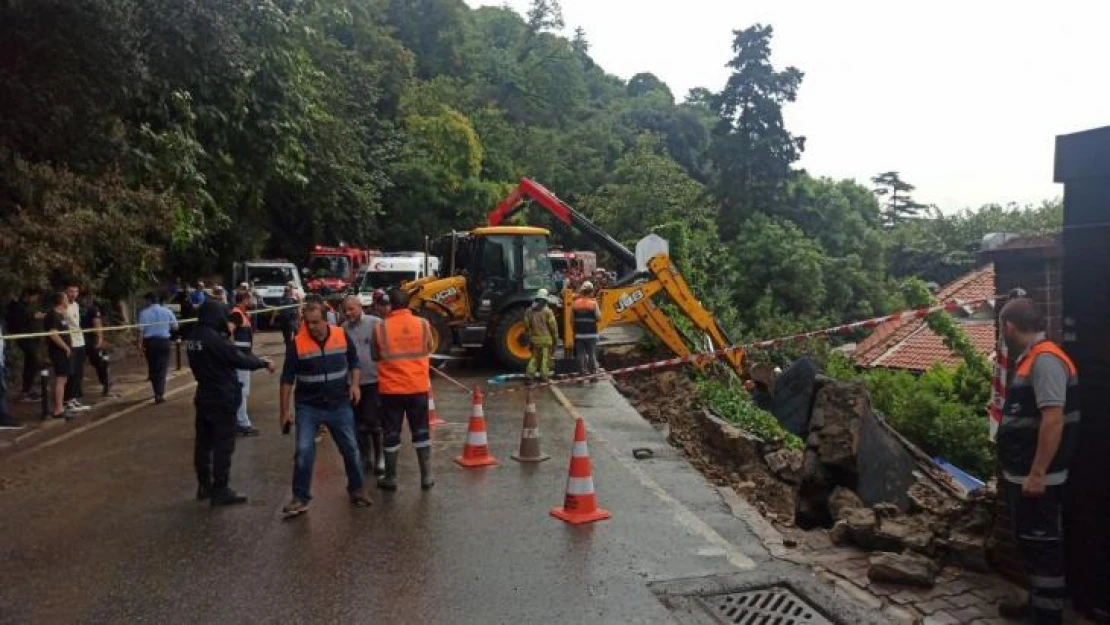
[572,296,600,339]
[997,340,1080,487]
[290,325,354,408]
[374,309,431,395]
[231,306,253,352]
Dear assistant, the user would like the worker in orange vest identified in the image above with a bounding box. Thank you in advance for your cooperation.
[278,302,372,518]
[371,288,435,491]
[572,281,602,383]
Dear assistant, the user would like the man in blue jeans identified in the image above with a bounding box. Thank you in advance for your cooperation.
[278,302,371,518]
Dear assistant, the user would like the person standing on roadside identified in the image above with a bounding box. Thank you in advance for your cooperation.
[137,292,178,404]
[188,300,274,506]
[43,292,74,420]
[4,288,44,402]
[572,281,602,383]
[995,298,1078,625]
[0,320,24,429]
[228,291,260,437]
[342,295,385,476]
[372,288,435,491]
[81,291,113,397]
[279,302,372,518]
[63,282,90,412]
[523,288,558,383]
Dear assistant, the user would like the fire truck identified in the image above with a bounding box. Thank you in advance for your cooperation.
[304,244,380,295]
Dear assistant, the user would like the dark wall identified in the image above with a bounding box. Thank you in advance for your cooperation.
[1055,125,1110,615]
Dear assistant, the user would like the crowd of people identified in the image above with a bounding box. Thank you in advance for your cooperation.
[185,283,436,517]
[1,283,116,426]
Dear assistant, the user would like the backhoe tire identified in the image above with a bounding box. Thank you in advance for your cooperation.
[493,306,532,371]
[416,308,453,369]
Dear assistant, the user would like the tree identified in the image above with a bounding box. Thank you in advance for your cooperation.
[872,171,928,226]
[526,0,564,33]
[709,24,805,239]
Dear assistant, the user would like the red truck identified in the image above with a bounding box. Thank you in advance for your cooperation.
[304,244,380,294]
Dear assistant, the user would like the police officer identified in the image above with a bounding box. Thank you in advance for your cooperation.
[372,288,434,491]
[187,301,274,506]
[279,302,371,518]
[229,291,260,436]
[996,298,1079,624]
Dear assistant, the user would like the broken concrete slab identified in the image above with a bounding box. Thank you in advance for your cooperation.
[868,551,939,588]
[942,532,990,573]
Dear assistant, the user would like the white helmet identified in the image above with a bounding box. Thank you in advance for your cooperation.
[535,288,550,299]
[581,281,594,292]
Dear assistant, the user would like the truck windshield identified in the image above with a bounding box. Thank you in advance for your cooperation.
[360,271,418,290]
[308,255,350,278]
[247,266,295,286]
[522,235,555,291]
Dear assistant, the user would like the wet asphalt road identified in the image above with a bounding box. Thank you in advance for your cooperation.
[0,343,812,624]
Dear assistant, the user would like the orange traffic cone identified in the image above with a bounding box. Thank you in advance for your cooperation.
[550,418,610,524]
[428,388,446,428]
[454,387,499,468]
[511,388,549,463]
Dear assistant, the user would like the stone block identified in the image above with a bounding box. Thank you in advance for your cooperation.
[868,551,939,588]
[828,486,864,520]
[764,448,804,484]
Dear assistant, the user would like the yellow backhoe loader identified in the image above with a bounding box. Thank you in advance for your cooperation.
[400,178,744,376]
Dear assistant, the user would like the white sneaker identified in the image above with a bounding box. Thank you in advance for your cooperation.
[70,400,92,412]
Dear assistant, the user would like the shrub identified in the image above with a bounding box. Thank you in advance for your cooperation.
[695,378,804,450]
[825,353,993,479]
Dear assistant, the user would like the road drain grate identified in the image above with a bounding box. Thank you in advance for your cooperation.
[697,586,833,625]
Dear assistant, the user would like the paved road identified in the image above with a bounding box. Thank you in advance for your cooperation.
[0,348,870,624]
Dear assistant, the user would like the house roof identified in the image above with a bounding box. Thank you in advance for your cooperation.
[853,264,997,372]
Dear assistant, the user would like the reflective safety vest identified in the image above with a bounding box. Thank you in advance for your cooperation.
[997,340,1080,487]
[231,306,253,352]
[572,296,599,339]
[375,309,431,395]
[292,325,352,408]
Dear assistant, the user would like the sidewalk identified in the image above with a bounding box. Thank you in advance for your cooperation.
[0,332,285,454]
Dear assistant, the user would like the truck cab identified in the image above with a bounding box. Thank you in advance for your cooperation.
[233,260,302,310]
[356,252,441,307]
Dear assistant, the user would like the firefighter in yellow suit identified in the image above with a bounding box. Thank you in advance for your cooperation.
[523,289,558,382]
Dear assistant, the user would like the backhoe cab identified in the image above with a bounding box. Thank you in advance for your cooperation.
[401,226,558,369]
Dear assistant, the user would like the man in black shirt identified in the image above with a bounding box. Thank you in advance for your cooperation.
[42,292,74,420]
[187,301,274,506]
[81,292,113,397]
[4,288,43,401]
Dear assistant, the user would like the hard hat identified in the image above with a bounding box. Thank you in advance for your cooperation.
[581,281,594,292]
[535,288,550,299]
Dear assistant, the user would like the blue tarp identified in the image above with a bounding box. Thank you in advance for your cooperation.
[933,457,985,492]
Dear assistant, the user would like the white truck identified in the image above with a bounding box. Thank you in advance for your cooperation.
[232,260,304,311]
[356,252,439,306]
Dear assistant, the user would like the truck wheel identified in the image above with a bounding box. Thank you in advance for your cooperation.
[416,308,453,369]
[493,306,532,370]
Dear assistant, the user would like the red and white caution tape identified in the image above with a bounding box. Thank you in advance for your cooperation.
[483,298,987,396]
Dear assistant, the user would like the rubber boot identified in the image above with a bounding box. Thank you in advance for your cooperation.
[372,433,386,477]
[377,450,398,491]
[417,447,435,490]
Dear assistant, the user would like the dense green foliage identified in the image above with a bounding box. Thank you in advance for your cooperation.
[696,379,804,450]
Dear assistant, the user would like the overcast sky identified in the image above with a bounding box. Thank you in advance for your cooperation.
[465,0,1110,211]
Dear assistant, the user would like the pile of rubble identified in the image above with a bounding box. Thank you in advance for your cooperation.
[612,358,999,589]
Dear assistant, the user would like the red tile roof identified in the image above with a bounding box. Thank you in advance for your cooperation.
[853,265,997,372]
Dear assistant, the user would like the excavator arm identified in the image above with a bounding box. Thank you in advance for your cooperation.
[488,177,638,280]
[563,253,745,378]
